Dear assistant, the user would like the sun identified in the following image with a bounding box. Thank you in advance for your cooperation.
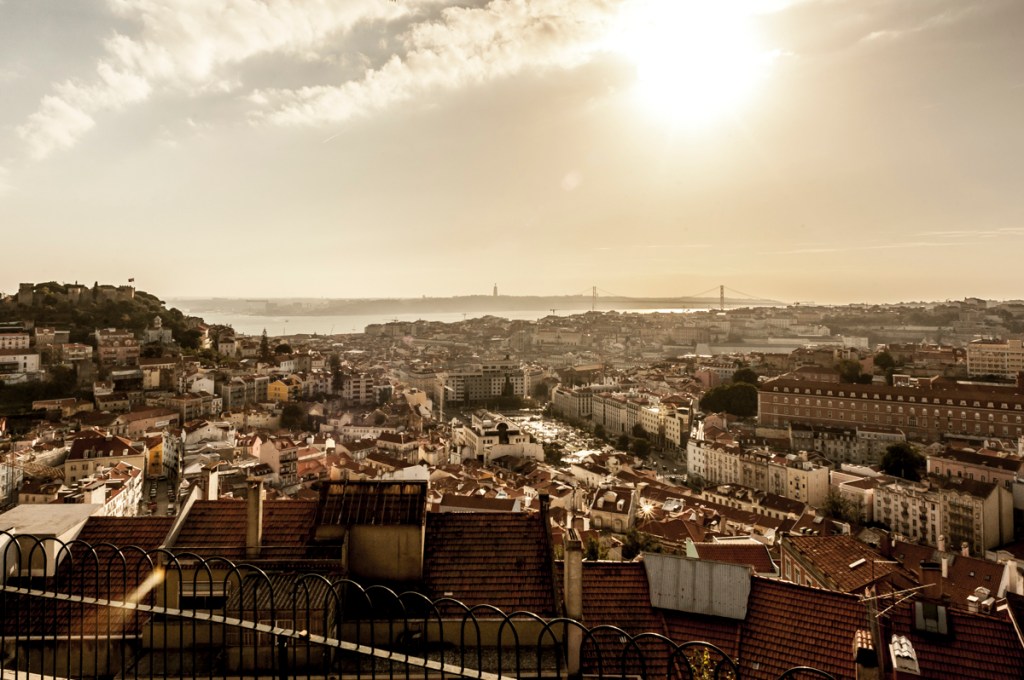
[607,0,779,128]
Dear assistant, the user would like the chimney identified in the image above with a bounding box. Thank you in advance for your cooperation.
[961,541,970,558]
[878,532,893,559]
[918,561,943,600]
[202,464,219,501]
[937,534,946,553]
[940,555,950,579]
[852,629,879,680]
[563,529,584,676]
[246,480,264,560]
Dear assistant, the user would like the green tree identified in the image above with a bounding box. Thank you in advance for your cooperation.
[178,329,202,350]
[632,438,651,459]
[881,442,924,481]
[732,367,759,385]
[616,433,630,451]
[837,359,863,384]
[874,350,896,371]
[594,424,606,440]
[544,442,564,466]
[274,343,293,355]
[584,536,607,561]
[259,329,271,362]
[330,353,343,392]
[699,383,757,418]
[822,490,860,524]
[621,527,659,560]
[279,403,307,431]
[632,423,648,439]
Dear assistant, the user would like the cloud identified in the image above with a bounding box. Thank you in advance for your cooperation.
[918,228,1024,239]
[776,240,961,255]
[17,0,432,159]
[860,5,979,43]
[250,0,621,127]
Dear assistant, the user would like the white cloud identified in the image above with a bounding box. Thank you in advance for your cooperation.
[18,0,434,159]
[251,0,622,127]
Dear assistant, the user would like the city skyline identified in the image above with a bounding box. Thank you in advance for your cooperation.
[2,0,1022,303]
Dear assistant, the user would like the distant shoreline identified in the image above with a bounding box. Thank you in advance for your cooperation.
[168,294,780,318]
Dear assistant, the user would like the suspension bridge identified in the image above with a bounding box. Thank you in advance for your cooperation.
[558,284,785,312]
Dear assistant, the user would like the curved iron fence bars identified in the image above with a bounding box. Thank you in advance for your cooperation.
[0,532,835,680]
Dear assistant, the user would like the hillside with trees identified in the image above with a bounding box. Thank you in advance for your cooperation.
[0,282,206,346]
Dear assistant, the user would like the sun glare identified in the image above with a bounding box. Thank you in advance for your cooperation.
[608,0,778,128]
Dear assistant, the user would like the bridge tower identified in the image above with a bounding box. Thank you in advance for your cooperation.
[720,285,725,311]
[592,286,597,312]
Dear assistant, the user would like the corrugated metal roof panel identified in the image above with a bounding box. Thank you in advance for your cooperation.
[643,552,751,620]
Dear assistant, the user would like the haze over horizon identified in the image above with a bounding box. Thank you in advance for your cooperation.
[2,1,1022,304]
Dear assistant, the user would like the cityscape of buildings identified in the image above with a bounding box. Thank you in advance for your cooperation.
[2,281,1024,676]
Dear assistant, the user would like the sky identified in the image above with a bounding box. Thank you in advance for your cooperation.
[1,0,1023,305]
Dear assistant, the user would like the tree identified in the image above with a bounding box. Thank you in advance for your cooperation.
[881,442,924,481]
[594,424,606,440]
[874,350,896,371]
[632,438,651,460]
[259,329,271,362]
[279,403,307,431]
[544,442,564,466]
[621,527,659,560]
[584,536,608,561]
[274,343,292,355]
[699,383,757,418]
[822,490,860,524]
[178,329,202,350]
[732,367,759,385]
[837,359,863,384]
[616,434,630,451]
[632,423,648,439]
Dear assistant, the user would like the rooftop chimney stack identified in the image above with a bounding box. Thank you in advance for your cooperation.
[563,529,584,676]
[853,629,879,680]
[246,480,265,560]
[961,541,970,558]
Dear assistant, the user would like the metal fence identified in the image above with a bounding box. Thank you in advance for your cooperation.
[0,532,834,680]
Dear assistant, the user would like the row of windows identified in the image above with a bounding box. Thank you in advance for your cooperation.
[770,385,1022,410]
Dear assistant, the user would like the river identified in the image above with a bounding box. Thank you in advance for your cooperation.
[172,305,708,337]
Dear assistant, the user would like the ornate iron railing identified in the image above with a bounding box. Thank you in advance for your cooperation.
[0,532,834,680]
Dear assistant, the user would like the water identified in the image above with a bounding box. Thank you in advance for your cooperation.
[172,305,709,337]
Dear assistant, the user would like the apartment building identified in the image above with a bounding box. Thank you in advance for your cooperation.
[95,328,140,368]
[759,376,1024,442]
[966,338,1024,379]
[873,475,1012,554]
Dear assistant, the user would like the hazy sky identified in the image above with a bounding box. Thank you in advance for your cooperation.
[2,0,1022,304]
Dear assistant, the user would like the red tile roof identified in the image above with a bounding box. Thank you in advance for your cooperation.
[691,542,776,575]
[424,512,556,616]
[172,499,318,560]
[739,578,863,679]
[887,600,1024,679]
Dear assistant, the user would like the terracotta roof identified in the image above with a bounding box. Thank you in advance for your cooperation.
[691,542,776,575]
[74,516,175,549]
[894,541,1005,608]
[739,577,863,679]
[423,512,557,616]
[887,600,1024,679]
[172,499,318,560]
[67,431,137,460]
[784,535,910,593]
